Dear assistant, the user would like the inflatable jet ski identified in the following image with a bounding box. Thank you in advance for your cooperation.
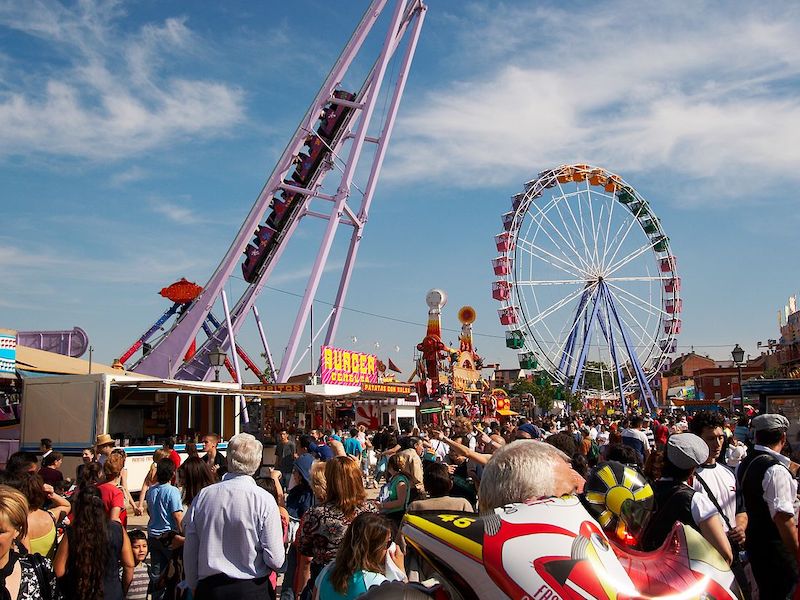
[401,496,740,600]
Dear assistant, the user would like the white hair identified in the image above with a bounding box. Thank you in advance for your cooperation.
[478,440,570,513]
[227,433,263,475]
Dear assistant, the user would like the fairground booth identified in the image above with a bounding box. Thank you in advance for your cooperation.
[245,345,419,435]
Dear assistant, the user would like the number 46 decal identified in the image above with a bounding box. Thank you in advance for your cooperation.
[437,514,476,528]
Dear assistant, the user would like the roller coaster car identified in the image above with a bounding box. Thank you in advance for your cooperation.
[317,90,356,141]
[294,142,328,185]
[401,497,740,600]
[241,225,278,283]
[266,198,290,230]
[294,135,328,183]
[241,245,262,283]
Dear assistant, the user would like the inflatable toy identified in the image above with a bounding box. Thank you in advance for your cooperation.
[583,461,654,544]
[402,496,740,599]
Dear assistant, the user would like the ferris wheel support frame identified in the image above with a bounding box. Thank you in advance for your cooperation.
[559,282,657,411]
[602,283,657,411]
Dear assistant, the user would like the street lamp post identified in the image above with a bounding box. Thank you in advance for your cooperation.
[209,347,227,382]
[731,344,745,412]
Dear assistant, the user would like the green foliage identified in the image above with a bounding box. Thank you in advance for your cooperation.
[579,362,615,391]
[260,353,276,383]
[763,365,786,379]
[510,374,573,414]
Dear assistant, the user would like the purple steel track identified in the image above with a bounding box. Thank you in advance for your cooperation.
[130,0,427,383]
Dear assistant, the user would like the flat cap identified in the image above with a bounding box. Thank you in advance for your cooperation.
[667,433,709,470]
[752,413,790,432]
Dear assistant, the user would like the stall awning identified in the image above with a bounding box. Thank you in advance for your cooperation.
[496,408,519,416]
[15,346,145,377]
[113,379,264,397]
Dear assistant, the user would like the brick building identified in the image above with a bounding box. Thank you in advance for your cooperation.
[660,352,716,405]
[492,368,524,390]
[694,364,764,404]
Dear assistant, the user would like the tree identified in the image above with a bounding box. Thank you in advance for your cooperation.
[763,365,786,379]
[511,377,561,415]
[580,362,615,391]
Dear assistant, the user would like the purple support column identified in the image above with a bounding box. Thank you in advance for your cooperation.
[252,306,276,382]
[324,2,427,347]
[600,292,628,411]
[221,290,242,384]
[278,0,409,382]
[570,288,603,395]
[558,286,592,378]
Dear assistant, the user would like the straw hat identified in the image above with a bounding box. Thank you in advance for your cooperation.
[95,433,114,447]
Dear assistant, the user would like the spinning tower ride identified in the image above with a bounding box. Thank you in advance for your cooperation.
[123,1,427,383]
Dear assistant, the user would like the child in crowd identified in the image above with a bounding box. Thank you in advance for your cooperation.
[126,529,151,600]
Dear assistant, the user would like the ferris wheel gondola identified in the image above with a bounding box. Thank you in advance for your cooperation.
[491,164,681,411]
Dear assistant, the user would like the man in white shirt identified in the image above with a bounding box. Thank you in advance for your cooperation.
[621,416,650,463]
[689,411,747,548]
[737,414,799,599]
[184,433,285,599]
[641,433,732,565]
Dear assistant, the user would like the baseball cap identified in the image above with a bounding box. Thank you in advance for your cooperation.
[752,414,790,432]
[666,433,709,470]
[293,453,314,485]
[517,423,539,439]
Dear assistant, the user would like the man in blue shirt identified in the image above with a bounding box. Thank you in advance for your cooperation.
[344,428,364,459]
[145,458,183,600]
[184,433,285,599]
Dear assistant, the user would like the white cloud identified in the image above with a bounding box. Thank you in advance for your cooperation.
[388,1,800,199]
[109,166,147,187]
[0,240,206,285]
[0,0,244,161]
[148,200,200,225]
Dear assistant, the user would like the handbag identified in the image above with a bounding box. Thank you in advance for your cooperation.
[28,553,53,600]
[694,473,757,600]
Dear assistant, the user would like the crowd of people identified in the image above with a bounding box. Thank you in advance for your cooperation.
[0,408,797,599]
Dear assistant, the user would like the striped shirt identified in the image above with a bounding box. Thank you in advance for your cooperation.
[644,427,655,450]
[125,562,150,600]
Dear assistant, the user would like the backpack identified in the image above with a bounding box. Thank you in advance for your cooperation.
[588,440,600,462]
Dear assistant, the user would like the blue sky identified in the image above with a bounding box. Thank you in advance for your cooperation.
[1,0,799,380]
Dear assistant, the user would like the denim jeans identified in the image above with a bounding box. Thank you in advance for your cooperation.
[148,536,172,600]
[279,545,297,600]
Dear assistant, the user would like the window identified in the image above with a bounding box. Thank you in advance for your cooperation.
[713,378,720,386]
[714,393,722,400]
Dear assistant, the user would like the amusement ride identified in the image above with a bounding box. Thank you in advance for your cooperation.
[117,0,427,385]
[493,164,681,411]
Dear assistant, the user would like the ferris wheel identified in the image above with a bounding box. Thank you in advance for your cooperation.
[491,165,681,411]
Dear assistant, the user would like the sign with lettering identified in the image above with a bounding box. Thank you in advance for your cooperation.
[361,382,414,396]
[244,383,305,393]
[320,346,378,386]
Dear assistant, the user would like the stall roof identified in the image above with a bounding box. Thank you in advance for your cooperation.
[496,408,519,416]
[15,346,146,377]
[112,378,272,397]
